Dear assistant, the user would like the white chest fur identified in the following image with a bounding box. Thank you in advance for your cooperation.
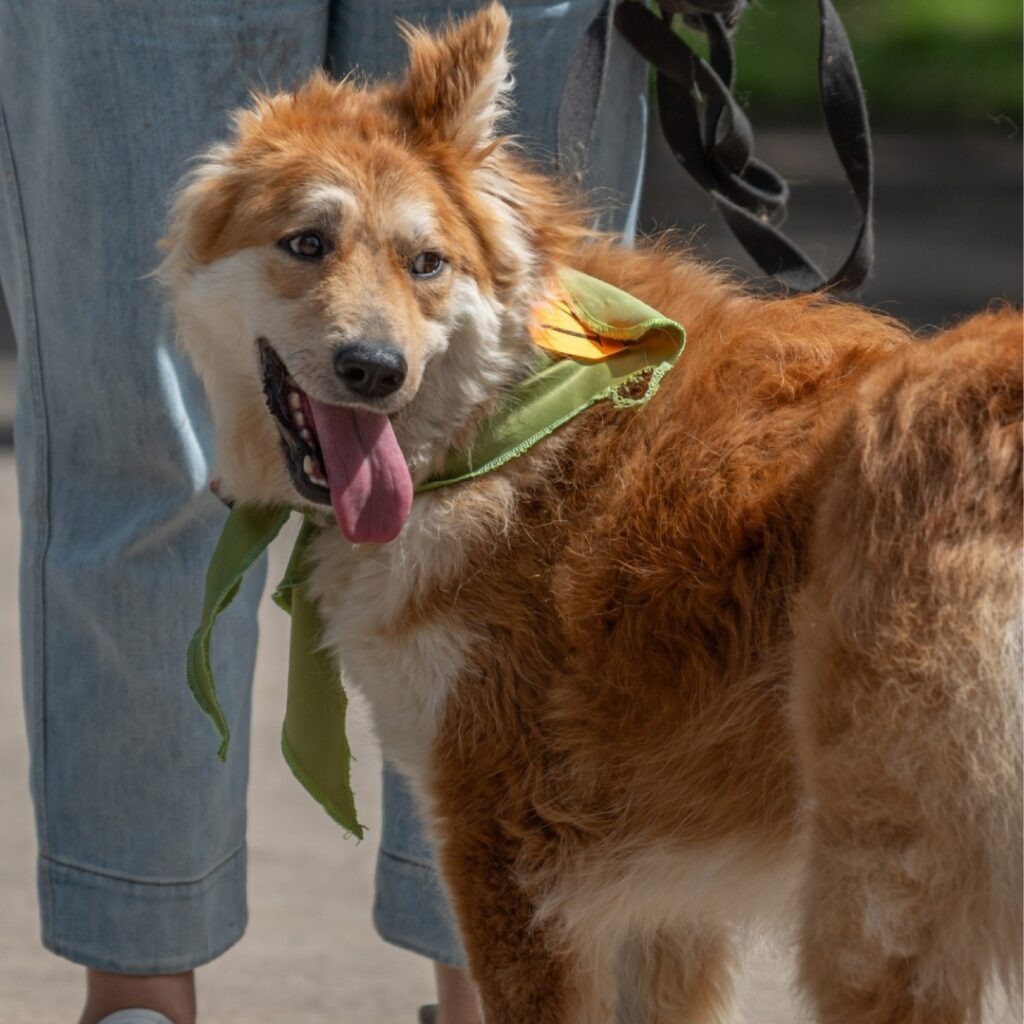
[304,494,483,778]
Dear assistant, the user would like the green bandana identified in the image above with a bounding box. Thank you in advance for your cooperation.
[186,269,685,834]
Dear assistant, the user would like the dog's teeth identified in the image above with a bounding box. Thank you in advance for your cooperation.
[302,454,328,489]
[305,454,328,488]
[287,391,302,411]
[300,428,313,442]
[293,411,307,428]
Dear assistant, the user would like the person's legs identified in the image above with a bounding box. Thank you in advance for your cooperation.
[373,768,467,969]
[78,970,196,1024]
[0,1,330,1017]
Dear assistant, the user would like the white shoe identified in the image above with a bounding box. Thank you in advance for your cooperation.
[96,1011,175,1024]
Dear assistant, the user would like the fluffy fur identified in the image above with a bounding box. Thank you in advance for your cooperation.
[160,6,1023,1021]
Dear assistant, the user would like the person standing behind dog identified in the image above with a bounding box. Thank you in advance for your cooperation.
[0,2,647,1022]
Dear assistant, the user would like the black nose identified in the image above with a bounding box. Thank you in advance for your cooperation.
[333,342,407,399]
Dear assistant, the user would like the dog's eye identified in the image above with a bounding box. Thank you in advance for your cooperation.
[281,231,327,260]
[411,251,445,278]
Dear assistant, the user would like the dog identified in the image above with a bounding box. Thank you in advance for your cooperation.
[159,5,1023,1021]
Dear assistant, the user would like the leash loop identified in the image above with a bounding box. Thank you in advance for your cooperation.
[602,0,874,292]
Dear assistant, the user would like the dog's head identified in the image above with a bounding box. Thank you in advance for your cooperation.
[159,3,582,543]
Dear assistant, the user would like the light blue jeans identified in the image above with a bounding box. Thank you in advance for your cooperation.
[0,0,645,973]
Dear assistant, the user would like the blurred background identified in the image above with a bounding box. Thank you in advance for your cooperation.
[639,0,1023,327]
[0,2,1020,1021]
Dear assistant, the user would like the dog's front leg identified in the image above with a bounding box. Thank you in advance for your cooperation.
[433,812,592,1024]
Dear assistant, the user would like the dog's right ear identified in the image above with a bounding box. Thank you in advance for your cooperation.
[156,149,243,284]
[395,3,512,153]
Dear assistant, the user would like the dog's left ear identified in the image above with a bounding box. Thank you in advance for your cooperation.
[396,2,512,152]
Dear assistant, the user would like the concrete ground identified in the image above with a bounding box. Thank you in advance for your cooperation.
[0,128,1019,1021]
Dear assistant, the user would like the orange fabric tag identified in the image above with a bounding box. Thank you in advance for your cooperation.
[529,295,627,361]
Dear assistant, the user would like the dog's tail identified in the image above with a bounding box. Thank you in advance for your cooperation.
[792,306,1023,1024]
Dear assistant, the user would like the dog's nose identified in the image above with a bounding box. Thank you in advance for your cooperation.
[333,342,407,399]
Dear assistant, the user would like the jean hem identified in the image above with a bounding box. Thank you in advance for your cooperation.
[38,840,246,888]
[374,848,466,970]
[38,842,248,974]
[371,921,465,971]
[42,929,246,977]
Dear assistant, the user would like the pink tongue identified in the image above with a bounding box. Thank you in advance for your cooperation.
[306,397,413,544]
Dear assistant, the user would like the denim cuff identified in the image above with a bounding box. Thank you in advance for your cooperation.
[38,843,248,974]
[373,847,466,970]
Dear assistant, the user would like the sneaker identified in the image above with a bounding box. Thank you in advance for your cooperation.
[96,1011,175,1024]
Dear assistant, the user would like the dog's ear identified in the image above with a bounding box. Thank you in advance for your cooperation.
[396,3,512,152]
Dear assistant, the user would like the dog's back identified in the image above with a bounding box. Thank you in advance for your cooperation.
[793,308,1022,1023]
[424,245,1022,1020]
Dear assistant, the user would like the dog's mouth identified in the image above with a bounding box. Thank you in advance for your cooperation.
[259,338,331,503]
[258,338,414,544]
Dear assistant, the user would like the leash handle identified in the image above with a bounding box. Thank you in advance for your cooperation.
[567,0,875,293]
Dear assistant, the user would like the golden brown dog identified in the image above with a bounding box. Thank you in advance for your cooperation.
[160,6,1023,1020]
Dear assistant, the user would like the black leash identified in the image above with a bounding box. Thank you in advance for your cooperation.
[559,1,874,293]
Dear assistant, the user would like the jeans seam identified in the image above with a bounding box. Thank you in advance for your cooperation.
[0,97,53,930]
[40,840,247,889]
[377,846,437,875]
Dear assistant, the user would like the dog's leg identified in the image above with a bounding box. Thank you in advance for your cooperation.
[435,822,590,1024]
[791,313,1023,1024]
[614,926,735,1024]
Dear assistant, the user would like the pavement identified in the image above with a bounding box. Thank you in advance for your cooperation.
[0,130,1019,1021]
